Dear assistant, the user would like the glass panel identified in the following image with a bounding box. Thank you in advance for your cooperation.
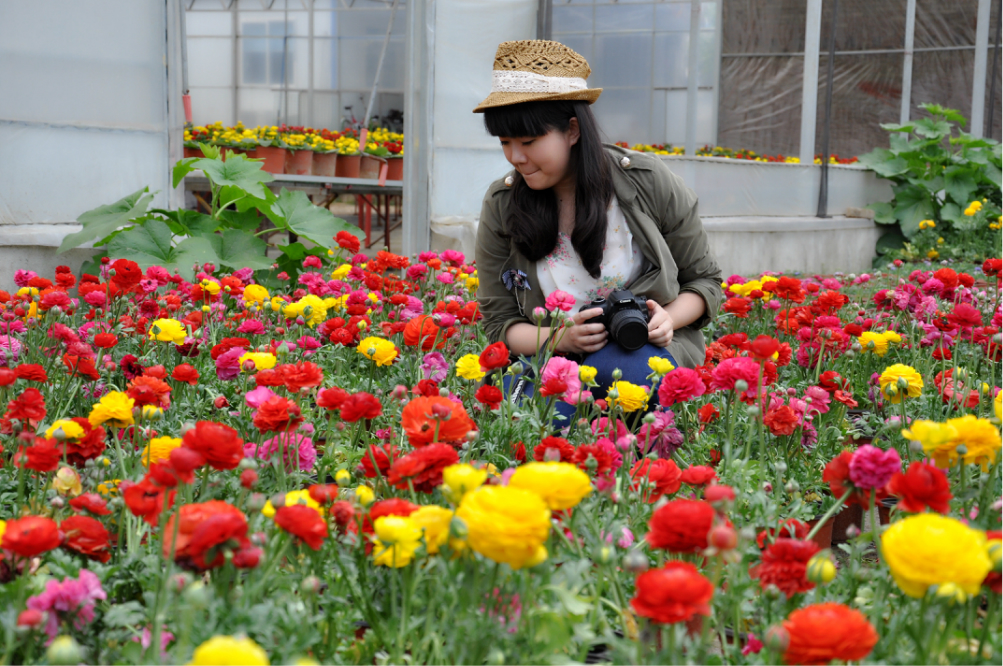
[313,10,339,37]
[237,87,282,127]
[697,31,716,87]
[554,33,593,63]
[594,4,653,32]
[552,5,593,33]
[187,38,234,88]
[238,12,308,36]
[239,36,308,88]
[663,89,687,144]
[309,90,341,128]
[700,2,717,30]
[654,32,689,88]
[313,38,338,90]
[338,38,405,90]
[593,33,652,88]
[651,87,667,144]
[592,88,651,145]
[655,2,690,31]
[338,9,404,37]
[186,11,233,36]
[190,87,235,126]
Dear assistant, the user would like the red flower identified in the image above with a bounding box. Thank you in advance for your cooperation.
[123,478,175,526]
[14,364,48,382]
[253,396,304,433]
[164,501,248,569]
[533,436,576,463]
[127,375,172,409]
[60,516,111,563]
[330,501,356,533]
[340,392,383,423]
[16,437,62,472]
[109,258,142,291]
[1,515,61,557]
[280,361,324,393]
[69,493,111,516]
[539,376,568,398]
[401,396,474,446]
[573,443,614,476]
[275,505,329,550]
[770,276,807,303]
[337,230,361,254]
[886,461,952,514]
[475,384,503,409]
[479,342,510,370]
[182,421,244,470]
[647,499,715,553]
[631,561,714,625]
[64,418,106,466]
[0,368,16,386]
[697,403,719,423]
[62,354,100,381]
[387,443,459,493]
[316,386,349,410]
[7,387,47,422]
[764,405,800,437]
[657,368,707,406]
[365,498,420,534]
[823,451,887,508]
[92,332,118,348]
[680,465,717,486]
[402,316,444,350]
[171,363,200,385]
[756,518,809,549]
[630,458,682,502]
[308,484,339,504]
[723,297,752,318]
[360,443,400,478]
[750,538,820,597]
[782,603,878,665]
[187,512,251,569]
[169,447,207,483]
[982,257,1002,278]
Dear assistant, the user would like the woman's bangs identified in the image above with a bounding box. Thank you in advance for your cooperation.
[483,101,568,138]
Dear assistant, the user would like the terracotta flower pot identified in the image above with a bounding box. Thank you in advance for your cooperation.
[335,154,361,178]
[245,148,258,160]
[806,514,834,550]
[359,155,383,180]
[313,152,338,178]
[285,149,313,176]
[183,147,200,159]
[256,145,287,173]
[831,504,863,543]
[386,157,403,181]
[878,497,898,525]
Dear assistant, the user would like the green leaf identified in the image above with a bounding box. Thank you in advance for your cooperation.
[878,122,915,133]
[217,185,249,212]
[172,157,201,189]
[940,202,963,224]
[875,228,906,255]
[943,166,977,206]
[891,184,935,238]
[856,148,911,178]
[102,601,146,628]
[219,208,264,232]
[543,585,592,617]
[913,117,952,140]
[266,188,357,249]
[58,188,154,253]
[868,201,897,225]
[207,229,273,271]
[196,154,274,200]
[982,163,1002,188]
[920,103,966,126]
[106,219,217,280]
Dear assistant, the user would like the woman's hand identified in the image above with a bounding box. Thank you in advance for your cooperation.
[646,300,675,347]
[553,308,608,354]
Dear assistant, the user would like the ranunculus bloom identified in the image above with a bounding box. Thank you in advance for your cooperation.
[279,361,324,393]
[823,450,887,508]
[478,341,511,371]
[127,376,172,409]
[69,492,111,516]
[316,386,349,410]
[401,396,475,446]
[630,458,682,502]
[886,461,952,513]
[710,356,761,400]
[171,363,200,385]
[60,515,111,562]
[533,436,576,463]
[764,405,799,436]
[1,515,61,557]
[541,356,583,404]
[544,289,576,312]
[26,569,106,641]
[16,437,62,472]
[508,461,593,510]
[361,443,400,478]
[274,504,329,550]
[456,486,550,569]
[244,433,317,472]
[848,444,900,490]
[782,603,878,665]
[123,478,175,526]
[402,315,444,350]
[750,538,820,597]
[340,392,383,422]
[657,367,706,406]
[646,499,715,553]
[680,465,717,486]
[387,443,459,493]
[163,500,252,570]
[182,421,244,470]
[474,384,503,409]
[253,396,304,433]
[631,561,714,624]
[7,387,47,422]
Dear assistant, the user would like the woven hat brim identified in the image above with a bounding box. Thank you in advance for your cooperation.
[472,88,602,113]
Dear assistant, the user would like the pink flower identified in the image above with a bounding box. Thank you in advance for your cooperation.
[27,569,106,641]
[657,367,706,406]
[297,335,322,353]
[849,444,901,490]
[742,634,764,656]
[544,290,576,312]
[436,273,455,285]
[422,352,449,382]
[541,356,583,405]
[245,386,276,409]
[236,319,267,335]
[244,433,317,472]
[591,417,628,441]
[804,385,831,414]
[84,291,107,307]
[303,255,323,269]
[617,527,635,548]
[710,356,761,399]
[214,346,246,381]
[14,270,37,288]
[407,264,429,281]
[594,437,623,472]
[441,249,465,266]
[140,279,159,293]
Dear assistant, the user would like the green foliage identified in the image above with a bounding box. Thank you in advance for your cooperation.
[859,103,1002,261]
[61,151,361,279]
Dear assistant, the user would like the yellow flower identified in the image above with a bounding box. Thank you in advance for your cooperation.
[142,436,183,467]
[806,552,837,584]
[507,461,593,510]
[410,505,462,555]
[44,419,84,441]
[442,464,487,502]
[331,264,352,280]
[189,635,269,666]
[97,479,121,496]
[607,380,650,412]
[927,249,939,259]
[0,520,5,545]
[357,336,398,366]
[579,365,598,384]
[243,284,269,306]
[881,330,902,344]
[995,391,1001,420]
[858,331,889,356]
[878,364,923,403]
[334,469,351,485]
[455,354,486,381]
[239,352,277,371]
[200,279,221,296]
[465,275,479,292]
[929,415,1002,468]
[919,219,935,229]
[354,485,375,506]
[52,467,83,497]
[647,357,675,376]
[262,489,323,519]
[902,420,958,453]
[88,392,135,428]
[372,515,422,567]
[881,514,991,598]
[283,294,328,327]
[149,318,187,345]
[455,486,551,569]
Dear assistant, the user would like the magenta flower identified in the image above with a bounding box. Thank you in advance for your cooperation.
[541,356,582,405]
[657,367,706,406]
[27,569,106,641]
[544,289,577,312]
[236,319,267,335]
[214,346,246,381]
[849,444,901,490]
[421,352,449,382]
[245,386,276,409]
[244,432,317,472]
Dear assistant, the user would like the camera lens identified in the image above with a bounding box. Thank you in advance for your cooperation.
[609,310,648,351]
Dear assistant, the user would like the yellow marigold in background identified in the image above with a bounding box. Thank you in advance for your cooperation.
[189,635,269,666]
[243,284,269,306]
[356,336,398,366]
[89,392,135,428]
[442,464,487,502]
[456,485,551,569]
[0,520,5,545]
[940,415,1001,468]
[455,354,486,381]
[607,380,650,412]
[647,356,675,376]
[878,364,923,403]
[142,436,182,467]
[858,331,889,356]
[579,365,598,384]
[372,515,422,567]
[262,489,323,519]
[149,318,187,345]
[44,419,84,441]
[239,352,277,371]
[508,461,593,510]
[410,505,462,555]
[881,513,991,598]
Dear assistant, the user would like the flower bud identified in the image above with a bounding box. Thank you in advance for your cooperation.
[934,582,967,605]
[240,469,258,490]
[301,575,323,595]
[623,550,649,573]
[238,458,258,471]
[806,553,837,584]
[17,609,45,628]
[709,524,738,551]
[46,636,82,665]
[734,379,749,393]
[270,492,287,509]
[183,582,212,609]
[611,368,623,381]
[764,625,790,653]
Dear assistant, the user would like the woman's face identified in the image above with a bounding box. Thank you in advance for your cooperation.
[499,119,580,191]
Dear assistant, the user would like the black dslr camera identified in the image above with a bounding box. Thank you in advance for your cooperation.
[578,289,650,351]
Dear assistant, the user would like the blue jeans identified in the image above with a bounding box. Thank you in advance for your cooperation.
[503,342,676,425]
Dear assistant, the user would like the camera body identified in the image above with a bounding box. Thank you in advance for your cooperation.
[578,289,650,351]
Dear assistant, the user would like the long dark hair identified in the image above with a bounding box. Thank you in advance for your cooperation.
[483,100,613,279]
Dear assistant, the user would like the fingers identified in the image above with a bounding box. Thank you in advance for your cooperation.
[575,307,604,324]
[648,323,673,347]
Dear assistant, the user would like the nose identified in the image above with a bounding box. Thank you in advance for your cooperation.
[508,144,527,165]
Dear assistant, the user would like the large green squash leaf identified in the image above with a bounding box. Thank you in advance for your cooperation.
[265,189,357,250]
[58,188,154,253]
[207,229,272,271]
[106,219,217,280]
[891,184,934,238]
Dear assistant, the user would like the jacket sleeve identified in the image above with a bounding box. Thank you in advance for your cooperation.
[651,159,723,329]
[475,185,531,344]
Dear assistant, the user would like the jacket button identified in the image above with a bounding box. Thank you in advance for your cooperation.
[620,156,631,168]
[504,175,514,186]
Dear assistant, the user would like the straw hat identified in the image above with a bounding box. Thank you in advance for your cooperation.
[472,40,602,113]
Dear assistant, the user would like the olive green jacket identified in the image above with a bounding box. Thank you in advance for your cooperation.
[475,143,723,369]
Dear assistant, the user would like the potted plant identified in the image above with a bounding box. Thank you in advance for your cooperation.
[255,125,287,173]
[384,139,404,180]
[360,140,389,180]
[310,131,339,178]
[334,135,362,178]
[283,128,313,175]
[183,126,211,158]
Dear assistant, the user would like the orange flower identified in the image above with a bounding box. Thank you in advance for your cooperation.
[403,315,444,350]
[782,603,877,665]
[127,375,172,409]
[401,396,475,447]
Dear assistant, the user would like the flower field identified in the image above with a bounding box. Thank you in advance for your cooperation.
[0,237,1000,664]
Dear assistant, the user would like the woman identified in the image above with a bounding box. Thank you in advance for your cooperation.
[474,40,722,406]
